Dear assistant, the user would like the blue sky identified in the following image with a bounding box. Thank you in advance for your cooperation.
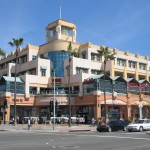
[0,0,150,57]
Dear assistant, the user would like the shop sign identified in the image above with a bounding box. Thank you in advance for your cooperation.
[141,84,150,87]
[51,78,62,86]
[128,83,138,86]
[52,78,61,82]
[40,100,50,102]
[12,99,23,102]
[83,78,95,84]
[101,99,126,105]
[131,101,147,105]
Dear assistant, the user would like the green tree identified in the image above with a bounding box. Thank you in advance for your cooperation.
[67,41,79,57]
[67,41,72,53]
[97,46,116,122]
[0,48,6,56]
[8,38,24,126]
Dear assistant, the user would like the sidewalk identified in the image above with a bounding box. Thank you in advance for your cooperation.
[0,124,97,132]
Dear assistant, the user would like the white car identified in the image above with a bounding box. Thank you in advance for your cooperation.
[127,119,150,132]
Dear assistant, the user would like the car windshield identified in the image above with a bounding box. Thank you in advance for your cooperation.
[108,121,116,126]
[134,120,144,124]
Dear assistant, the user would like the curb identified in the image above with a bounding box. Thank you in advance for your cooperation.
[68,129,91,132]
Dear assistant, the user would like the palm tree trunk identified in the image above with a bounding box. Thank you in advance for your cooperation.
[14,50,18,126]
[104,60,107,122]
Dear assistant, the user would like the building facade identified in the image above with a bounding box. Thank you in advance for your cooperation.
[0,19,150,123]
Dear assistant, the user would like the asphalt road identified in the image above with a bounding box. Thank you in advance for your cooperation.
[0,130,150,150]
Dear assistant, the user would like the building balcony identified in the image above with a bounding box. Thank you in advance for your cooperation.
[29,90,79,96]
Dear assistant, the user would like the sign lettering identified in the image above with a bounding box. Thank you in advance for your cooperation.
[52,78,61,82]
[83,78,95,84]
[128,83,138,86]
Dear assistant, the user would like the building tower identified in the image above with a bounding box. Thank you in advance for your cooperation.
[46,19,76,43]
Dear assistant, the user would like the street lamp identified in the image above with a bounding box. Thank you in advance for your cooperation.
[53,70,56,130]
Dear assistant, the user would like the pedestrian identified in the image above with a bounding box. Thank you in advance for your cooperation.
[91,117,95,127]
[28,118,31,130]
[17,116,19,124]
[12,117,14,124]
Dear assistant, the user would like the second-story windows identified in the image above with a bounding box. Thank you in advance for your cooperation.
[91,53,101,61]
[41,66,47,76]
[76,67,88,74]
[28,68,36,75]
[91,69,100,75]
[41,69,46,76]
[117,58,126,67]
[20,55,27,64]
[128,60,136,68]
[32,55,37,60]
[139,63,146,70]
[0,63,5,70]
[81,51,86,59]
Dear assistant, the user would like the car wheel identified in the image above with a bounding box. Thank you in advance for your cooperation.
[127,129,131,132]
[98,130,102,132]
[108,127,112,132]
[139,126,143,132]
[123,126,127,131]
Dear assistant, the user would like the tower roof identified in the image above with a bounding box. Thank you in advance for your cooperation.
[46,19,76,30]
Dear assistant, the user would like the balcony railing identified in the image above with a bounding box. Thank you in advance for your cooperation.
[29,90,79,95]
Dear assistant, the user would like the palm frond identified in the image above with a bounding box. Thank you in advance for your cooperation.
[97,50,103,56]
[0,48,6,56]
[98,46,116,61]
[67,41,72,52]
[8,38,24,48]
[8,42,14,47]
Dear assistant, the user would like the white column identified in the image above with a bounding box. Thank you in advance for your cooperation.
[73,29,76,42]
[56,25,61,40]
[79,77,83,97]
[46,29,50,42]
[139,105,143,119]
[37,87,40,94]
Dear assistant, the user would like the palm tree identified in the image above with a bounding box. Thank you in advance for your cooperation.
[67,41,79,57]
[8,38,24,126]
[67,41,72,127]
[0,48,6,56]
[67,41,79,127]
[97,46,115,122]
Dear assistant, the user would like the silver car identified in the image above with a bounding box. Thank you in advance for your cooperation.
[127,119,150,132]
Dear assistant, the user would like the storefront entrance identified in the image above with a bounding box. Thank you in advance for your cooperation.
[108,106,120,120]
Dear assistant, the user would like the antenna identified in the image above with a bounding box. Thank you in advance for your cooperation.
[60,0,62,19]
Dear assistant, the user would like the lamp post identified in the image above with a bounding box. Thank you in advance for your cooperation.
[53,70,56,130]
[103,60,107,123]
[68,58,71,127]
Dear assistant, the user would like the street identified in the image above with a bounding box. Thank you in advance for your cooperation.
[0,130,150,150]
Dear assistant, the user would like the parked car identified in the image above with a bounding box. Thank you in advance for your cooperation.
[127,119,150,132]
[97,120,129,132]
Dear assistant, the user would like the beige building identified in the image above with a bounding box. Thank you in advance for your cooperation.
[0,19,150,124]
